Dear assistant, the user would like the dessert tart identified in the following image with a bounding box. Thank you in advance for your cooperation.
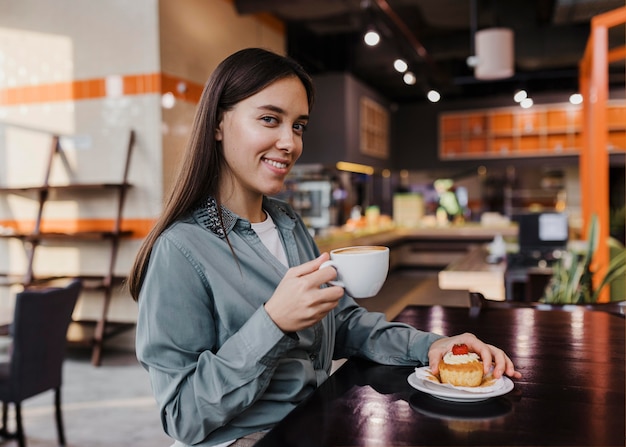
[439,344,484,387]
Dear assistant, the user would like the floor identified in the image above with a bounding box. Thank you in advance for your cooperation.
[0,269,468,447]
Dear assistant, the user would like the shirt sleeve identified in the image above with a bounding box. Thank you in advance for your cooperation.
[135,234,298,445]
[331,297,445,366]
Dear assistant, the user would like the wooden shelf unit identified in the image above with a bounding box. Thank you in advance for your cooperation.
[439,101,626,160]
[0,130,136,365]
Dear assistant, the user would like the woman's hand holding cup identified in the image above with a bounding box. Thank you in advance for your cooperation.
[264,253,344,333]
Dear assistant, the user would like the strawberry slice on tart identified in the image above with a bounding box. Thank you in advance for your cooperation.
[451,343,469,355]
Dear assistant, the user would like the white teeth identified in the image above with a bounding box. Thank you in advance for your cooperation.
[264,159,287,169]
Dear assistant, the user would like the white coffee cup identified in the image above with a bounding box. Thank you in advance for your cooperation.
[320,245,389,298]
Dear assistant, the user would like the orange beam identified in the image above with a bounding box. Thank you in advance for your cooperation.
[579,6,626,302]
[608,45,626,63]
[592,5,626,28]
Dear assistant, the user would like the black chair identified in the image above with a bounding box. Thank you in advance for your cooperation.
[0,279,81,447]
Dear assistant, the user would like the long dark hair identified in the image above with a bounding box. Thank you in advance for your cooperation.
[129,48,314,300]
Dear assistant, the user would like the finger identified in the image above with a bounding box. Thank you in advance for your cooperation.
[504,356,522,378]
[491,355,505,377]
[429,357,441,375]
[488,348,512,378]
[300,288,343,322]
[480,347,495,375]
[286,253,330,278]
[316,284,345,305]
[294,263,338,290]
[318,264,339,283]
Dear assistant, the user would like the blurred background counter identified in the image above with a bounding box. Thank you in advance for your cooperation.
[315,224,517,271]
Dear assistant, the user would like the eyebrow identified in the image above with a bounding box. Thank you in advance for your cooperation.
[259,104,309,121]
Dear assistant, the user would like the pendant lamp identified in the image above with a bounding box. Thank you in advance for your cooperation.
[473,28,514,80]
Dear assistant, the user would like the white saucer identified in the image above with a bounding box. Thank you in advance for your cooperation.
[407,368,514,403]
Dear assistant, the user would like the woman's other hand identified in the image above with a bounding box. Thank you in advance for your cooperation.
[428,333,522,380]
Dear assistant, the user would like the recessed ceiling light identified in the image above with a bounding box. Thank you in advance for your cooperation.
[427,90,441,102]
[569,93,583,105]
[393,59,408,73]
[363,30,380,46]
[403,71,416,85]
[514,90,527,103]
[520,97,533,109]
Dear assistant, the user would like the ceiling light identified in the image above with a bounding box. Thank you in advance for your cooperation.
[161,92,176,109]
[520,97,533,109]
[473,28,514,80]
[393,59,408,73]
[427,90,441,102]
[403,71,416,85]
[514,90,527,103]
[569,93,583,105]
[466,55,479,67]
[363,30,380,46]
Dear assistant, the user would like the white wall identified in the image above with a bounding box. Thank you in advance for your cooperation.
[0,0,286,324]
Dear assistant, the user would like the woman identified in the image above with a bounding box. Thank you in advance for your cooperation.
[129,48,521,447]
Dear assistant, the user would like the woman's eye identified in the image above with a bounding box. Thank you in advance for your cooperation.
[261,116,278,125]
[293,122,307,134]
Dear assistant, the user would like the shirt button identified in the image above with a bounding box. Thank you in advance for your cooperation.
[309,353,317,361]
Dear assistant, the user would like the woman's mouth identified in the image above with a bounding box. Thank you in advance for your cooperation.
[263,158,288,169]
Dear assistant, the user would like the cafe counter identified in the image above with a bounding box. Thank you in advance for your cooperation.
[315,224,517,270]
[438,244,507,301]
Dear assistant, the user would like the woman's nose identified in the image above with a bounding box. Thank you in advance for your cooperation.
[276,127,296,152]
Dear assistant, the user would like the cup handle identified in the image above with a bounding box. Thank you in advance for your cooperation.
[319,260,343,288]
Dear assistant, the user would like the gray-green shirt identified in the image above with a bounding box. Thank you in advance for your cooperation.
[136,196,443,446]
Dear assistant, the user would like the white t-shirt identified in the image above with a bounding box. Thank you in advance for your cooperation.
[251,212,288,267]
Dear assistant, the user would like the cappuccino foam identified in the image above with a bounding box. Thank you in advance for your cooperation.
[332,246,387,255]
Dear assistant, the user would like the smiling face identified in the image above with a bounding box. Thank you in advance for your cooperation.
[215,75,309,220]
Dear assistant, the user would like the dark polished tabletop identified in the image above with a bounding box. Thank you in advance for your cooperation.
[256,304,625,447]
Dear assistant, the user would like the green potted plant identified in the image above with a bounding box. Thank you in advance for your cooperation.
[541,214,626,304]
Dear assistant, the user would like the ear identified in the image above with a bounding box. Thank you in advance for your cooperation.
[215,111,224,141]
[215,120,224,141]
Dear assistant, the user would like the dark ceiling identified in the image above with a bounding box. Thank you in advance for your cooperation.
[234,0,626,104]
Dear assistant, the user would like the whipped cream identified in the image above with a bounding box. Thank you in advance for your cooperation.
[443,351,480,365]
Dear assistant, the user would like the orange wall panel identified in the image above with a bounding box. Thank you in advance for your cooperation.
[440,115,463,134]
[490,112,514,133]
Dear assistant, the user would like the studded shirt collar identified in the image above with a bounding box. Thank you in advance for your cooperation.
[195,196,297,239]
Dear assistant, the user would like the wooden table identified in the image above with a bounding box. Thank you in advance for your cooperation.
[438,244,507,300]
[256,305,625,446]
